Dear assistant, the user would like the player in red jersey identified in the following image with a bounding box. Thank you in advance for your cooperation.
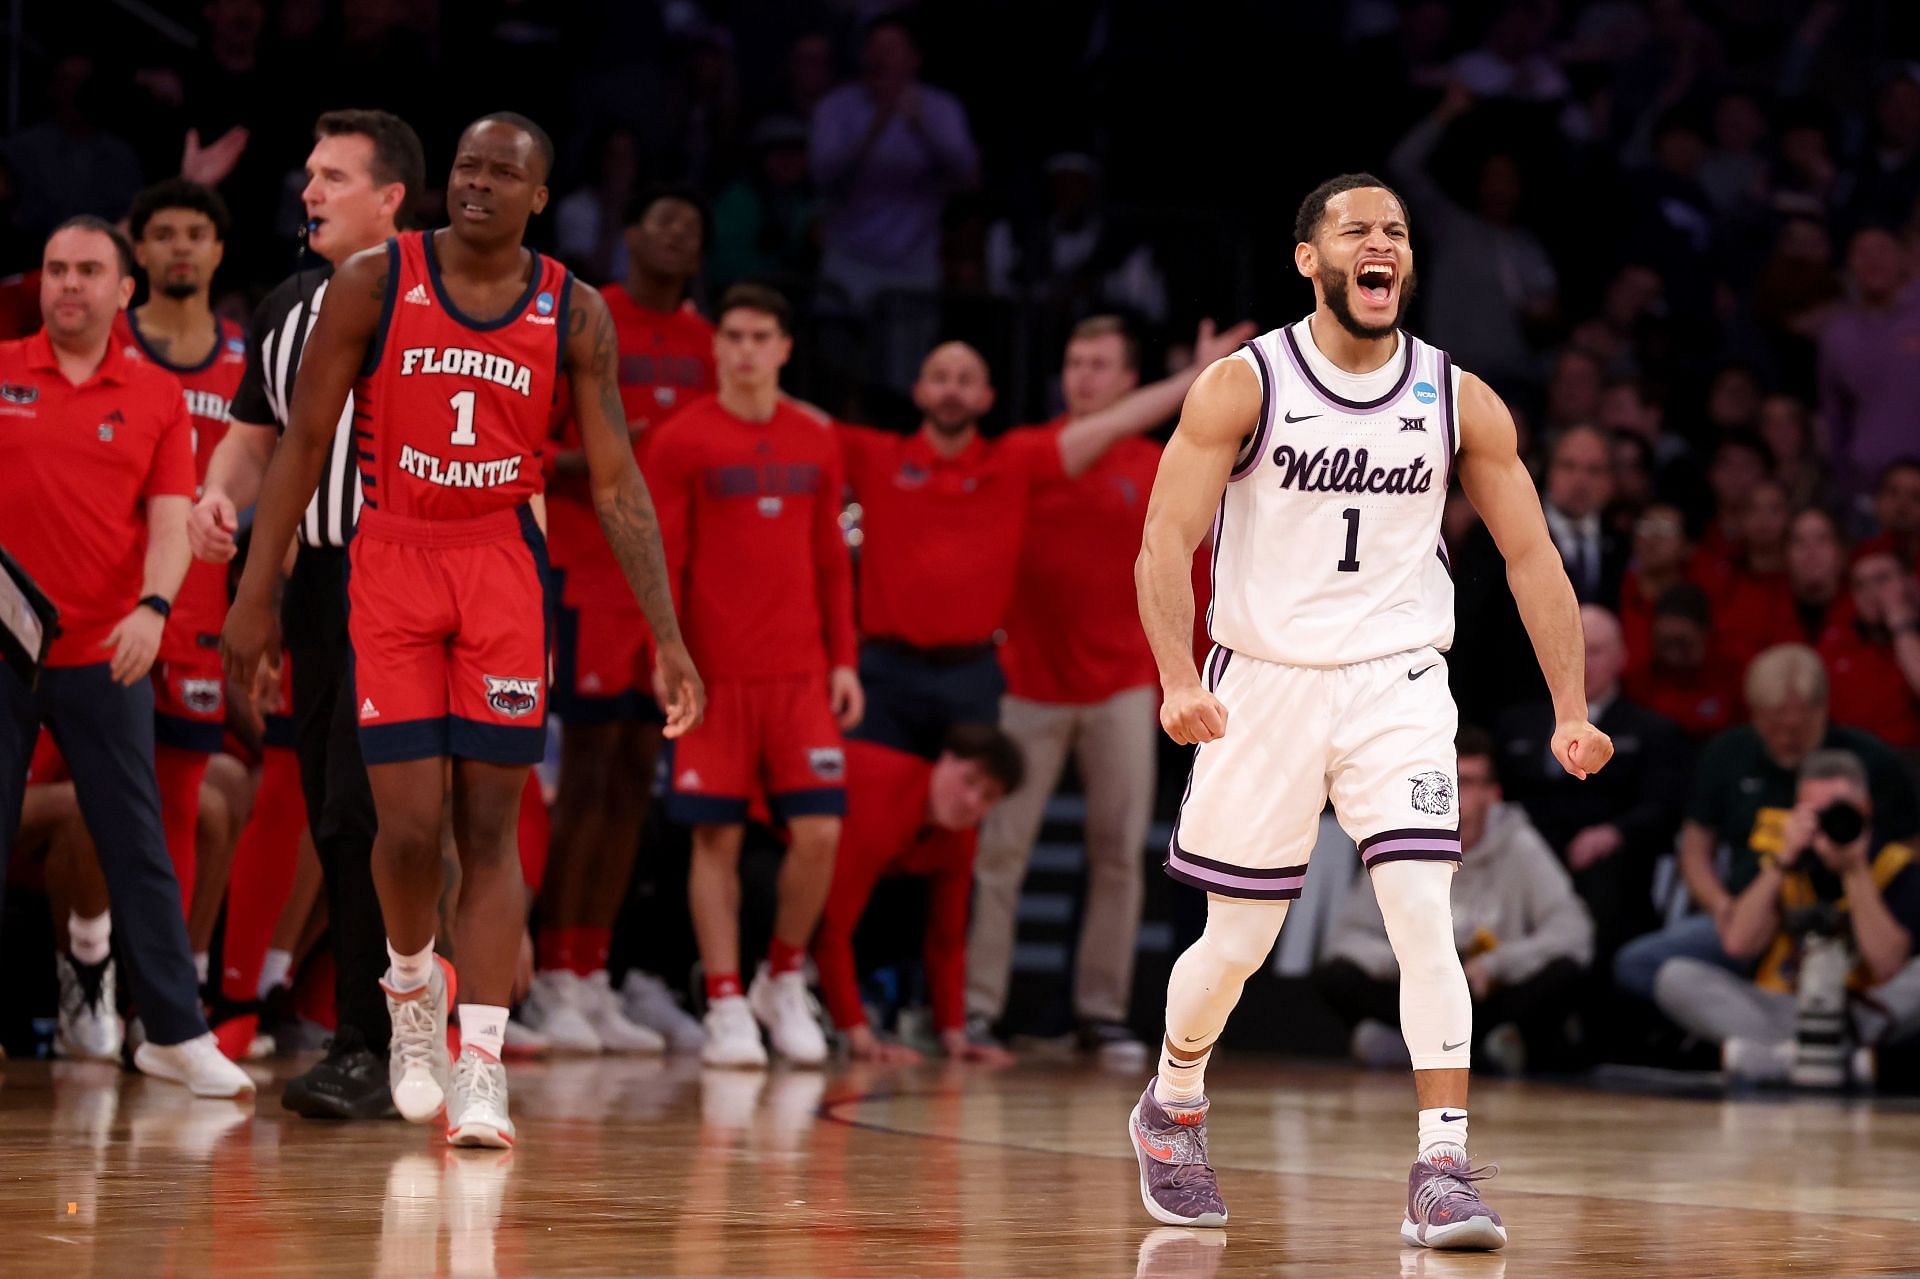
[114,179,248,924]
[533,186,715,1053]
[225,112,704,1147]
[648,283,860,1068]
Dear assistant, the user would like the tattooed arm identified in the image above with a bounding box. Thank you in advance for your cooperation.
[222,244,387,687]
[565,282,705,736]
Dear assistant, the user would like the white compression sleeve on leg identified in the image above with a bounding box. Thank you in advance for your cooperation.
[1370,860,1472,1071]
[1157,895,1290,1103]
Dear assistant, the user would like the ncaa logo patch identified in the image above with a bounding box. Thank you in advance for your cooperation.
[807,747,846,782]
[484,675,541,719]
[1409,770,1455,817]
[179,678,223,715]
[535,291,555,316]
[1412,381,1438,405]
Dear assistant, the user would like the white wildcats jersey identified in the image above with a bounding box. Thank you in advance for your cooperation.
[1209,319,1460,668]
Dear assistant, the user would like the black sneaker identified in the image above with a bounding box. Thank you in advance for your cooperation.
[1078,1019,1151,1063]
[281,1026,400,1120]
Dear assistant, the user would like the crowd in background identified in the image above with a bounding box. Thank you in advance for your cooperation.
[5,0,1920,1082]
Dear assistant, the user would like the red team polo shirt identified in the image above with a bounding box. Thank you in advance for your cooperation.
[812,740,976,1033]
[839,423,1064,649]
[114,310,247,658]
[1000,416,1162,703]
[545,294,715,606]
[0,331,195,665]
[1820,616,1920,750]
[647,394,857,679]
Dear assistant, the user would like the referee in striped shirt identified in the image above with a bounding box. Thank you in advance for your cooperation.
[190,110,424,1120]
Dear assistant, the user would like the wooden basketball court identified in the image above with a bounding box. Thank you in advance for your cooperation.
[1,1054,1916,1277]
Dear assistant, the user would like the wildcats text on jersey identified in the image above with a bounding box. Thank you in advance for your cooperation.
[1270,444,1435,495]
[399,346,534,396]
[398,445,524,489]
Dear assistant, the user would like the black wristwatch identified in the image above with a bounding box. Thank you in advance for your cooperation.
[138,595,172,619]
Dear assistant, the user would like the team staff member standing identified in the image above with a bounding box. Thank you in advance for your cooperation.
[968,316,1170,1057]
[840,318,1253,757]
[0,217,252,1098]
[189,109,426,1120]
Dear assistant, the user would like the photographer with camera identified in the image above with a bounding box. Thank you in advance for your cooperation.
[1652,749,1920,1083]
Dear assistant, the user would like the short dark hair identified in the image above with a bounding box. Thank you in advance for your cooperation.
[1294,172,1408,245]
[1711,428,1775,473]
[48,215,134,278]
[627,182,712,247]
[466,111,555,183]
[1068,314,1140,371]
[127,178,231,243]
[716,282,792,334]
[314,109,426,227]
[942,723,1025,794]
[1455,726,1496,777]
[1653,582,1713,627]
[1877,456,1920,492]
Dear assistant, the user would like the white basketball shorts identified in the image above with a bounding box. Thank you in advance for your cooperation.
[1166,644,1462,901]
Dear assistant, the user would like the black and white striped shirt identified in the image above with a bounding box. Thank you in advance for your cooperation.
[231,265,362,548]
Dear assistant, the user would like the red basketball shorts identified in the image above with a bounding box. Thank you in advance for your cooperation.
[153,652,228,753]
[550,582,662,726]
[348,505,551,766]
[665,675,846,825]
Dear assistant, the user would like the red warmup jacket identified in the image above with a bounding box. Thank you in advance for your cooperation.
[812,741,976,1033]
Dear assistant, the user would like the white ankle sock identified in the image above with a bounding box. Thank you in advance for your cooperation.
[256,948,293,997]
[193,951,210,984]
[1156,1043,1211,1106]
[68,911,111,964]
[385,941,436,993]
[1418,1106,1469,1156]
[460,1005,507,1061]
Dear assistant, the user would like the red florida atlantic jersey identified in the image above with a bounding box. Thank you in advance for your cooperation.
[114,309,247,657]
[356,231,570,520]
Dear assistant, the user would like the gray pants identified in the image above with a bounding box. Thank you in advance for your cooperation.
[966,687,1157,1025]
[1653,954,1920,1046]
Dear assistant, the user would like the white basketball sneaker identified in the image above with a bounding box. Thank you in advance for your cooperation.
[54,953,123,1062]
[701,995,769,1068]
[580,971,665,1053]
[747,964,829,1066]
[382,955,456,1122]
[520,970,603,1055]
[133,1032,257,1099]
[621,970,708,1052]
[446,1046,515,1149]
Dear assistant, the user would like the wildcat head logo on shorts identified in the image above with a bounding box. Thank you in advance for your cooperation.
[807,747,846,782]
[1409,770,1455,817]
[179,678,223,715]
[484,675,541,719]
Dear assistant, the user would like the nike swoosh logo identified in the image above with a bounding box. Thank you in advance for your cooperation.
[1408,664,1438,681]
[1139,1135,1176,1161]
[1441,1039,1467,1052]
[1440,1111,1467,1122]
[1181,1035,1209,1044]
[1283,410,1320,423]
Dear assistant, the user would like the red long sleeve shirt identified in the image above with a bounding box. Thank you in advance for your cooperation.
[646,394,857,679]
[812,741,976,1033]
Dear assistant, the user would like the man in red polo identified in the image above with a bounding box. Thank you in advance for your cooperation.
[0,217,250,1098]
[839,316,1252,756]
[969,316,1170,1058]
[1821,545,1920,750]
[811,728,1023,1064]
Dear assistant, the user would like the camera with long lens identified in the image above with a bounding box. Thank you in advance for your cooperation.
[1782,799,1870,1088]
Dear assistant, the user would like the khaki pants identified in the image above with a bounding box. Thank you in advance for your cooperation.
[966,686,1158,1024]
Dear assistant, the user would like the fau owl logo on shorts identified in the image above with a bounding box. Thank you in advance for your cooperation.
[179,678,223,716]
[1408,770,1455,817]
[484,675,541,719]
[808,747,846,782]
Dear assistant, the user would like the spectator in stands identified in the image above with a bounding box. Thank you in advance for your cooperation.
[985,153,1168,325]
[1819,226,1920,500]
[1625,584,1739,741]
[3,55,143,240]
[1820,545,1920,751]
[1619,502,1693,672]
[1872,458,1920,566]
[1542,424,1626,607]
[1706,363,1763,434]
[810,13,978,312]
[1543,348,1604,434]
[1758,394,1829,511]
[554,128,641,284]
[1653,749,1920,1083]
[1699,90,1771,219]
[1315,727,1592,1075]
[1609,431,1656,533]
[1450,1,1569,104]
[1388,83,1558,390]
[709,117,819,297]
[1698,432,1774,570]
[1787,507,1848,645]
[1496,607,1686,961]
[1569,263,1664,376]
[1848,72,1920,231]
[1712,479,1799,667]
[1615,644,1920,1003]
[812,728,1023,1066]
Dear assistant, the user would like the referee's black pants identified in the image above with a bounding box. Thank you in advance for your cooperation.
[284,547,390,1053]
[0,661,207,1045]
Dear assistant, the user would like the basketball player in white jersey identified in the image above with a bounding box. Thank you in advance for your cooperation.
[1128,173,1612,1250]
